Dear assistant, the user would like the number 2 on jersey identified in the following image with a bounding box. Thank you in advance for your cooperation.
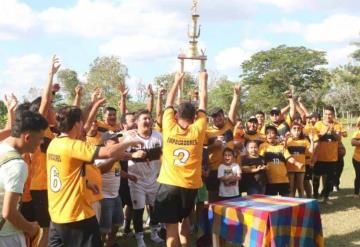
[173,148,190,166]
[50,166,62,192]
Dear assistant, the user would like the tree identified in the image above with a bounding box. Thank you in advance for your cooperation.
[241,45,330,109]
[208,76,240,115]
[85,56,128,108]
[351,41,360,62]
[0,101,7,128]
[57,69,81,104]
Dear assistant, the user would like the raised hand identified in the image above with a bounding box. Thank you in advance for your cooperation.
[283,90,292,98]
[75,85,83,96]
[91,87,102,103]
[49,55,61,76]
[4,94,18,112]
[234,84,241,96]
[147,84,154,96]
[174,72,185,84]
[118,82,129,97]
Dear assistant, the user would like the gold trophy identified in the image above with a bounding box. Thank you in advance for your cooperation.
[178,0,207,102]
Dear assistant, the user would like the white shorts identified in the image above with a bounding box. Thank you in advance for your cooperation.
[129,183,159,210]
[0,233,26,247]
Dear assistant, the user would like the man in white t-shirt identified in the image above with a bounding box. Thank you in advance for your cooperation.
[0,109,48,247]
[125,109,163,247]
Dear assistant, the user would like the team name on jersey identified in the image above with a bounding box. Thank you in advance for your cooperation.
[48,153,61,162]
[167,137,198,146]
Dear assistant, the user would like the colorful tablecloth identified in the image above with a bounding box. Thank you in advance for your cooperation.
[208,195,323,247]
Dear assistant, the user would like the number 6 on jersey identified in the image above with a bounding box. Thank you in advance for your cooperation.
[173,148,190,166]
[50,166,62,192]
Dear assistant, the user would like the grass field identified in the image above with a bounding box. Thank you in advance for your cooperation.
[117,128,360,247]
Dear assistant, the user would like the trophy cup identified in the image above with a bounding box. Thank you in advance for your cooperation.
[177,0,207,102]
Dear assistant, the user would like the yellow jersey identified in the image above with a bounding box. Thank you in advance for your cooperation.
[285,137,310,172]
[352,130,360,162]
[157,107,207,189]
[86,132,102,146]
[206,119,234,170]
[86,165,103,204]
[22,153,32,203]
[97,120,122,132]
[243,131,266,147]
[315,121,343,162]
[259,142,290,184]
[47,136,98,224]
[30,128,54,190]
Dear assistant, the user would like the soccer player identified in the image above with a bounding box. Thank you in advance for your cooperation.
[285,122,314,197]
[125,109,164,247]
[206,84,240,202]
[46,106,142,247]
[255,111,266,135]
[0,109,48,247]
[259,126,304,196]
[242,116,266,147]
[313,105,346,203]
[154,71,208,247]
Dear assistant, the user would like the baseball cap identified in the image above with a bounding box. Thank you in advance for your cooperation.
[248,116,258,123]
[270,107,281,115]
[101,131,122,143]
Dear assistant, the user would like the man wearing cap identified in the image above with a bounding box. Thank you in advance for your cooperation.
[242,116,266,148]
[268,91,296,141]
[205,85,241,202]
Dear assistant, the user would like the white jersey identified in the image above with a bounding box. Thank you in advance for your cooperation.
[128,130,162,188]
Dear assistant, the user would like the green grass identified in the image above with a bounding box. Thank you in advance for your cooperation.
[116,129,360,247]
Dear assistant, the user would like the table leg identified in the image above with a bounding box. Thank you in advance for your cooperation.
[212,233,220,247]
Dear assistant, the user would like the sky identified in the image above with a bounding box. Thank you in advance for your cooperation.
[1,0,360,99]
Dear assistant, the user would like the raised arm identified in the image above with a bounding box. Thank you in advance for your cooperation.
[146,84,154,113]
[0,94,18,141]
[156,87,166,125]
[39,55,61,116]
[165,72,184,108]
[73,85,83,107]
[83,97,106,134]
[228,84,241,123]
[297,96,309,118]
[198,71,208,111]
[118,82,129,115]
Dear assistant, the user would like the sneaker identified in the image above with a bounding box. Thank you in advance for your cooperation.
[150,231,164,244]
[334,186,340,192]
[135,233,147,247]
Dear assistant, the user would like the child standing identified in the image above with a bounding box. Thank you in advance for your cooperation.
[240,141,267,195]
[217,148,241,200]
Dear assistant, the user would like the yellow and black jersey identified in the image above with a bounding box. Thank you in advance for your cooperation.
[47,136,99,224]
[242,131,266,147]
[97,120,122,133]
[206,119,234,171]
[315,121,343,162]
[157,107,207,189]
[259,142,290,184]
[285,137,310,172]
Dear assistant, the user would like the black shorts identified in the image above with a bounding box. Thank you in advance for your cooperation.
[119,161,132,207]
[20,200,36,222]
[154,183,197,224]
[304,166,313,181]
[30,190,51,228]
[265,183,290,196]
[49,216,101,247]
[205,170,220,191]
[313,161,337,176]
